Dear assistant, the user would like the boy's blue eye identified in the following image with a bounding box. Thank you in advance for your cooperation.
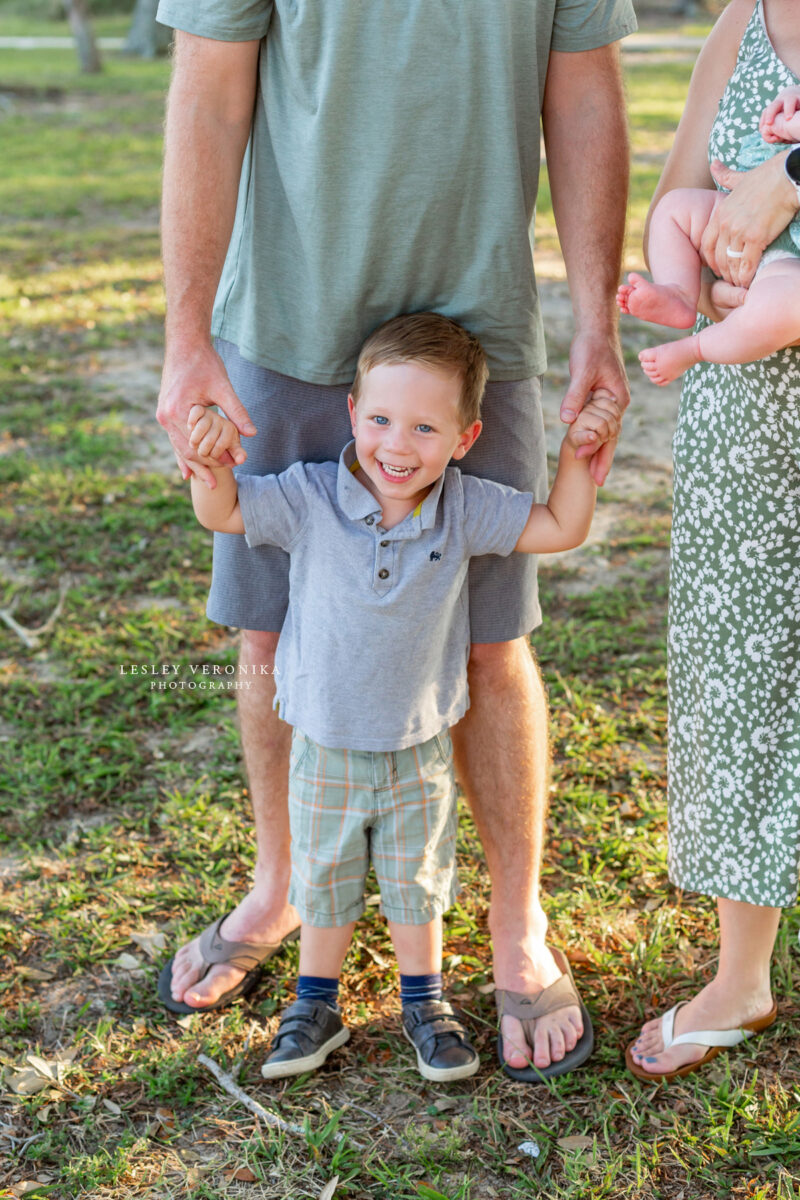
[417,424,433,434]
[373,415,389,425]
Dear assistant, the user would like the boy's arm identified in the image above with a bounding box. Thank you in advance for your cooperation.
[190,466,245,534]
[515,390,621,554]
[515,442,596,555]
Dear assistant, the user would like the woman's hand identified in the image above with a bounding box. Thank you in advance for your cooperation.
[697,276,747,323]
[700,154,798,286]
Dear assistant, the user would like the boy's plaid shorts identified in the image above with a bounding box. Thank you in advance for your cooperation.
[287,729,460,927]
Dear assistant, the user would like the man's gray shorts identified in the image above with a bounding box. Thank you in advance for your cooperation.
[208,340,548,643]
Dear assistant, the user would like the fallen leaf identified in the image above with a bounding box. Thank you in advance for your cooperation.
[223,1166,258,1182]
[319,1178,339,1200]
[431,1096,458,1113]
[36,1104,53,1123]
[565,948,592,966]
[102,1099,122,1116]
[643,897,662,912]
[17,967,56,982]
[130,930,168,959]
[365,893,382,907]
[114,953,142,972]
[558,1135,593,1152]
[7,1069,50,1096]
[618,799,638,819]
[477,982,496,995]
[26,1056,58,1083]
[364,945,390,969]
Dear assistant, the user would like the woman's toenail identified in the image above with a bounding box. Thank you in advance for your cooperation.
[644,1056,658,1063]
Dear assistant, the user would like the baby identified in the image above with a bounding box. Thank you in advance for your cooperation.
[186,313,621,1082]
[617,84,800,384]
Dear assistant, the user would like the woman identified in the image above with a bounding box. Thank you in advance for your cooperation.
[627,0,800,1082]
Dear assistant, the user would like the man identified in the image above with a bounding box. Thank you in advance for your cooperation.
[155,0,635,1079]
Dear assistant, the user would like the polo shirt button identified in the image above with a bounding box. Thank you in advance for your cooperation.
[365,515,375,526]
[378,568,389,580]
[380,540,389,547]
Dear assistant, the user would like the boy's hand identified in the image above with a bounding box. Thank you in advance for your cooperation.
[565,388,622,454]
[187,405,248,473]
[760,86,800,143]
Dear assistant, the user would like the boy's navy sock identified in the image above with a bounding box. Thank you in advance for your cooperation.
[400,972,443,1007]
[296,975,340,1009]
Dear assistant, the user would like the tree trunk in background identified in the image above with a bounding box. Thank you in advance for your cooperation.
[123,0,172,59]
[64,0,102,74]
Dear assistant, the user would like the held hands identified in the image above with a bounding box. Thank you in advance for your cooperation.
[187,405,247,476]
[560,329,629,487]
[759,85,800,144]
[156,342,255,487]
[564,389,623,456]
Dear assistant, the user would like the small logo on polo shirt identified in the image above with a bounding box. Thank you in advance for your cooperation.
[429,551,441,561]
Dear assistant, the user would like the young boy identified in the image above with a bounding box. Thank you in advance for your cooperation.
[617,83,800,384]
[187,313,620,1082]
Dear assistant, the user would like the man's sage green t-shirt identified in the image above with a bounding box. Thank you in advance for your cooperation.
[157,0,637,384]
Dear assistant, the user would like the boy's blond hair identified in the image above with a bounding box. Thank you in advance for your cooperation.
[351,312,488,428]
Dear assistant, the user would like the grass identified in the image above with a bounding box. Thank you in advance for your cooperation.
[1,29,799,1200]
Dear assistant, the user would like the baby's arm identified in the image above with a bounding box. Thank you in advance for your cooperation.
[515,391,621,555]
[760,86,800,144]
[187,406,245,534]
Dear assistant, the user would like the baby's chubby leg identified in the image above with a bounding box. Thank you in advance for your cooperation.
[640,258,800,384]
[618,188,719,328]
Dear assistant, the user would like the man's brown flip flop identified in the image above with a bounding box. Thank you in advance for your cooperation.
[158,913,300,1015]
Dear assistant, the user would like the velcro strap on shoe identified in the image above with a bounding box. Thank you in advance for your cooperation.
[271,999,339,1055]
[404,1001,471,1056]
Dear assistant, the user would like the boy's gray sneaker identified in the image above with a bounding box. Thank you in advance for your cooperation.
[402,999,479,1082]
[261,998,350,1079]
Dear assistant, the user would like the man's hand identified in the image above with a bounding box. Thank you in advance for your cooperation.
[560,329,630,487]
[157,341,256,488]
[701,155,799,287]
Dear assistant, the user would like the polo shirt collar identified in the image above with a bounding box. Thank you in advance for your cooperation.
[337,440,446,530]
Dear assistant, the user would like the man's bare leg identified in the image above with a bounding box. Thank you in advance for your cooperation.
[451,638,583,1070]
[168,629,299,1007]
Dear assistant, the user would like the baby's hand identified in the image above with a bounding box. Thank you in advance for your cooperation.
[565,389,622,453]
[186,405,247,469]
[759,86,800,144]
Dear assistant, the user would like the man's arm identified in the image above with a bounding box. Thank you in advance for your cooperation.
[541,43,630,487]
[157,32,261,487]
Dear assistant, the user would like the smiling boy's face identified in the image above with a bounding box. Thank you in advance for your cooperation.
[347,361,482,519]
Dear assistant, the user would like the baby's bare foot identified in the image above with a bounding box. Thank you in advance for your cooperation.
[618,272,697,328]
[639,337,702,386]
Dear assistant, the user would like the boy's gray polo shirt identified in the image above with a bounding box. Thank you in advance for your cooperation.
[237,443,533,751]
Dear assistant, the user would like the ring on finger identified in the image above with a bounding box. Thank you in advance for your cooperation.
[726,247,745,258]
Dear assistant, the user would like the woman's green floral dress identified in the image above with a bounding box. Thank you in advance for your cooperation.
[668,0,800,907]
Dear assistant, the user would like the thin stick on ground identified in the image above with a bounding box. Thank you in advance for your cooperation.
[198,1054,364,1149]
[0,573,72,648]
